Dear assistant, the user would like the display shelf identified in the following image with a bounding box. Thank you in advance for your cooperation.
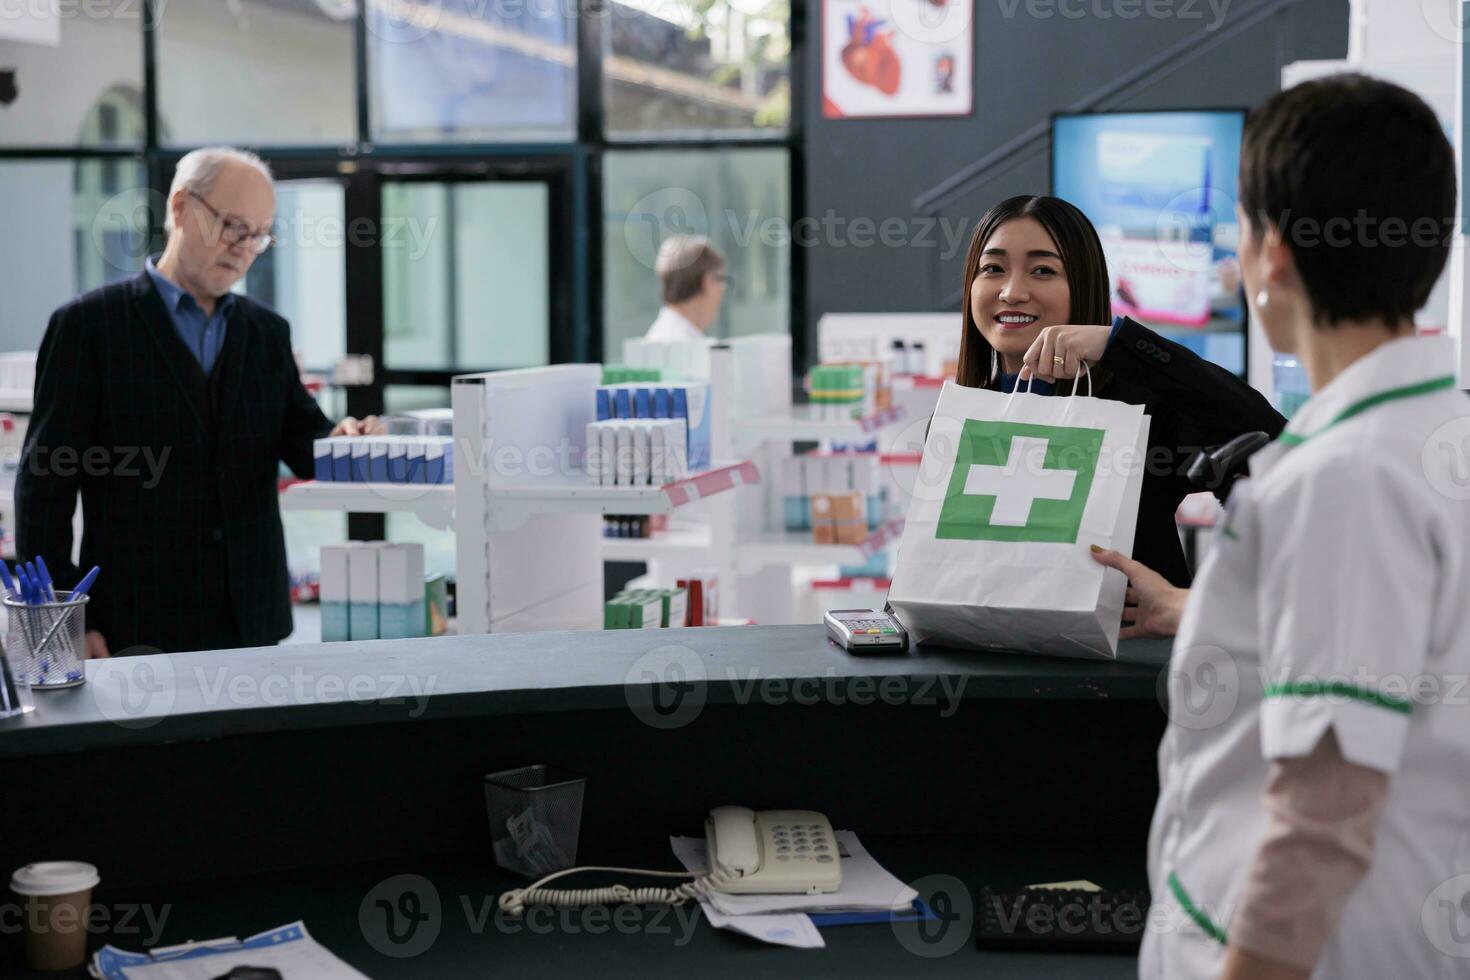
[891,375,950,390]
[731,404,904,450]
[599,524,714,562]
[490,460,760,517]
[0,391,32,413]
[280,480,455,529]
[737,518,904,569]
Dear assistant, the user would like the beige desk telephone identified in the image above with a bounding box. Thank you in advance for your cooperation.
[498,806,842,916]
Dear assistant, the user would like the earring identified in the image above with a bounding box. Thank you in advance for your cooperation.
[1255,289,1269,310]
[989,348,999,385]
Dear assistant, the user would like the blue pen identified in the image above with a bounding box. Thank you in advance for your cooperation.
[0,561,16,600]
[73,566,100,599]
[15,565,32,605]
[23,563,40,604]
[35,556,56,602]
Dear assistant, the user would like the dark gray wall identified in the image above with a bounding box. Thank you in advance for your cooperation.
[802,0,1350,349]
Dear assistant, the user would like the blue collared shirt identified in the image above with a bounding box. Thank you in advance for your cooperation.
[145,256,233,377]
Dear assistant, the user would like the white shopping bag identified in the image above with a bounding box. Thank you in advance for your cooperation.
[887,373,1150,660]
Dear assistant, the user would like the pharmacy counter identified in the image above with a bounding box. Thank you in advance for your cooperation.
[0,626,1171,976]
[0,624,1170,758]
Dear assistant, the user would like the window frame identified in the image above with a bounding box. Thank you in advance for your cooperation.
[0,0,806,387]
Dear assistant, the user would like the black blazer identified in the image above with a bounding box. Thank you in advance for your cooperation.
[1096,316,1284,586]
[17,271,333,654]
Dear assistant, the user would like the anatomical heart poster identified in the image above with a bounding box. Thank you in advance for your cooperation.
[822,0,972,118]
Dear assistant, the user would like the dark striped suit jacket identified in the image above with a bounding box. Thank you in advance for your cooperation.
[17,271,333,654]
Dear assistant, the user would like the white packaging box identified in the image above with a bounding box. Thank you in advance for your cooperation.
[378,542,426,639]
[321,545,351,603]
[780,455,805,498]
[348,542,381,641]
[826,455,853,493]
[631,422,651,486]
[600,424,617,488]
[331,438,353,480]
[350,439,372,482]
[586,422,611,485]
[802,455,827,495]
[851,454,878,494]
[648,421,667,486]
[614,423,633,487]
[662,418,688,481]
[320,544,351,642]
[665,588,688,629]
[386,436,410,482]
[368,440,390,481]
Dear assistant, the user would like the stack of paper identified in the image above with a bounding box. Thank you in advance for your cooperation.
[90,922,369,979]
[669,831,919,949]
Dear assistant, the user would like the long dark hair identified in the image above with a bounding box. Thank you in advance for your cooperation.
[956,195,1112,391]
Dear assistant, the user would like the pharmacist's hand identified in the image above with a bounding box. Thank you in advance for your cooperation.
[1089,546,1188,640]
[331,415,386,437]
[1020,324,1111,383]
[85,629,111,660]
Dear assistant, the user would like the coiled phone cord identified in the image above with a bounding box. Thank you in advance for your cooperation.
[499,865,741,917]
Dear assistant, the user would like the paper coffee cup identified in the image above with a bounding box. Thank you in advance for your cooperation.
[10,862,99,971]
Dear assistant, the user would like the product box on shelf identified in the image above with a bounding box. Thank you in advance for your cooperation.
[311,436,455,485]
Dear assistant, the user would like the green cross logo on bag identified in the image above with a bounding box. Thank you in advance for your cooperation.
[935,420,1105,543]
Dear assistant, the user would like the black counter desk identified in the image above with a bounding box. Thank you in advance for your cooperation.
[0,625,1172,977]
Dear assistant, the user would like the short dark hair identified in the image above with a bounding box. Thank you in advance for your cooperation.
[956,195,1111,390]
[1239,73,1456,327]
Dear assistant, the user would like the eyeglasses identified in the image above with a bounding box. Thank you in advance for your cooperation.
[187,189,277,254]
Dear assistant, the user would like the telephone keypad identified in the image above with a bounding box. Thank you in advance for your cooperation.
[766,821,837,873]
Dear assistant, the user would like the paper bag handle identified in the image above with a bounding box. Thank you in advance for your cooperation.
[1004,361,1092,417]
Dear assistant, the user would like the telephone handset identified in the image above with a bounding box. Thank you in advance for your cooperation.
[498,806,842,917]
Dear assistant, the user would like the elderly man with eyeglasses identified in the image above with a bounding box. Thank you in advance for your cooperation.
[18,146,382,657]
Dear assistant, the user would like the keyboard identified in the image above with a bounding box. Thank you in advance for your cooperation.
[974,886,1149,954]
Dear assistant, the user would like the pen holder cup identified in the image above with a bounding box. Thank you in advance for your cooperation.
[484,765,587,878]
[4,592,88,690]
[0,639,34,717]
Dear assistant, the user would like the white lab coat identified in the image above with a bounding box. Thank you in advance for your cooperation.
[1141,335,1470,980]
[644,306,707,344]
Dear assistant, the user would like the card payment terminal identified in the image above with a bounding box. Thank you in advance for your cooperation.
[824,609,908,651]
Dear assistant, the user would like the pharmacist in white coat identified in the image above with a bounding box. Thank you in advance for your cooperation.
[1094,74,1470,980]
[644,235,727,343]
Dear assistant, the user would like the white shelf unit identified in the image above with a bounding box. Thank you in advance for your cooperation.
[0,392,32,413]
[280,481,456,529]
[281,364,761,636]
[735,518,904,573]
[600,523,714,562]
[488,461,759,518]
[730,404,905,453]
